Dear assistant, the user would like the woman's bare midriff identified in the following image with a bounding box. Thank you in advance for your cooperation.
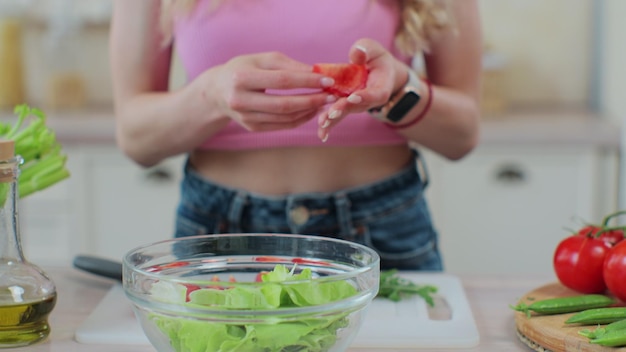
[189,144,414,195]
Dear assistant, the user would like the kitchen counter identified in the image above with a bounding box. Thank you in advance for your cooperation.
[3,266,555,352]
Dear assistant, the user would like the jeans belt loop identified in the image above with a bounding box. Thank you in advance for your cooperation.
[333,193,354,239]
[227,191,248,233]
[414,148,430,188]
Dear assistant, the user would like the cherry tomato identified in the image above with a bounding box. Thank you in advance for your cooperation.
[600,230,625,246]
[553,234,613,294]
[603,240,626,302]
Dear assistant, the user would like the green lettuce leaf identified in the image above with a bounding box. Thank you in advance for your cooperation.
[148,264,357,352]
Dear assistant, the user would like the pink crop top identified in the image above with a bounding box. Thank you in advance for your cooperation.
[173,0,410,150]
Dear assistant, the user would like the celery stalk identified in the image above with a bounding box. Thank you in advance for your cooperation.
[0,104,70,199]
[19,168,70,198]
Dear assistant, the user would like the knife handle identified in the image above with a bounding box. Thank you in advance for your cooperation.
[73,255,123,282]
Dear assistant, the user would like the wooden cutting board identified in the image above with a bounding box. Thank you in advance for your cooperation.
[514,283,626,352]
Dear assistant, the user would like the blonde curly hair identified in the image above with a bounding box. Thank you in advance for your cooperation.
[160,0,454,56]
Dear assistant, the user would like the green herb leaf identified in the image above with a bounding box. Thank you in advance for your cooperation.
[377,269,438,306]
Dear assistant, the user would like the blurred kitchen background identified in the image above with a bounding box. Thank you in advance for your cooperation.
[1,0,624,275]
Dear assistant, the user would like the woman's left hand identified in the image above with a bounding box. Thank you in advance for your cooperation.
[317,38,408,142]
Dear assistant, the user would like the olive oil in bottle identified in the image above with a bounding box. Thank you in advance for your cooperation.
[0,139,57,348]
[0,295,56,346]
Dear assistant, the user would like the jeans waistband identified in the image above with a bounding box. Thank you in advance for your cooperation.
[184,149,427,212]
[184,149,427,235]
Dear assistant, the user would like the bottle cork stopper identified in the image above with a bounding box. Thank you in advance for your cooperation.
[0,139,15,160]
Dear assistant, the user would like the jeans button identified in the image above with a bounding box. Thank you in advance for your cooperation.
[289,206,310,225]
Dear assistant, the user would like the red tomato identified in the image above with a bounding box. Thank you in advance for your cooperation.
[579,225,625,246]
[553,234,613,293]
[598,229,625,246]
[603,240,626,302]
[312,63,368,97]
[577,225,601,237]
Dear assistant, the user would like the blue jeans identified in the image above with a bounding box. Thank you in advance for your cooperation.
[175,149,443,271]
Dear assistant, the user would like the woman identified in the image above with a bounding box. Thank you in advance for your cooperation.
[109,0,482,270]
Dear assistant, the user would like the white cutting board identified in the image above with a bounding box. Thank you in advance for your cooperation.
[75,273,480,349]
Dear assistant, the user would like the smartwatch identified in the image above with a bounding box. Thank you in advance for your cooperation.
[369,69,422,123]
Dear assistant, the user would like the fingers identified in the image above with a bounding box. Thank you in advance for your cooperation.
[239,109,320,132]
[253,52,312,71]
[240,52,335,90]
[241,69,334,91]
[349,38,386,65]
[315,38,406,141]
[230,91,334,119]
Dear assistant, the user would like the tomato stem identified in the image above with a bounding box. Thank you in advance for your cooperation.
[593,226,626,239]
[602,210,626,227]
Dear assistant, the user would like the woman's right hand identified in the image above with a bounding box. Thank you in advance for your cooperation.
[196,51,336,132]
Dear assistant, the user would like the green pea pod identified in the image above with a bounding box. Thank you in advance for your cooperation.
[579,318,626,339]
[511,294,615,318]
[590,328,626,347]
[566,307,626,325]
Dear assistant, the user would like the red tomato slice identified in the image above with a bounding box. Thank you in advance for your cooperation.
[312,63,368,97]
[254,256,287,262]
[146,261,190,273]
[202,275,238,291]
[183,284,201,302]
[291,258,330,266]
[255,271,268,282]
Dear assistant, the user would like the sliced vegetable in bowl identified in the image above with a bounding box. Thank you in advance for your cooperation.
[123,234,381,352]
[143,264,360,352]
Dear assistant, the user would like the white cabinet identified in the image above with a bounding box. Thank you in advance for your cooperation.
[19,145,186,265]
[19,145,85,265]
[81,146,186,261]
[422,144,619,275]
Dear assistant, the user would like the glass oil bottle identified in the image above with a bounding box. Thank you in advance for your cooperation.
[0,139,57,348]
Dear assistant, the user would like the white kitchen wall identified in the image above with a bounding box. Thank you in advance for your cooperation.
[478,0,594,108]
[8,0,604,111]
[600,0,626,122]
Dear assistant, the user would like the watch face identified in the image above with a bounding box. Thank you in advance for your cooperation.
[388,91,421,122]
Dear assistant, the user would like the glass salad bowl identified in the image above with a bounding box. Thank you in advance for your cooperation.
[122,233,380,352]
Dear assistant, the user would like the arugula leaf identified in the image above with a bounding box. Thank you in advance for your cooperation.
[376,269,438,306]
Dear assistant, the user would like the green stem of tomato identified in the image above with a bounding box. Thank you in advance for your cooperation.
[594,226,626,238]
[602,210,626,227]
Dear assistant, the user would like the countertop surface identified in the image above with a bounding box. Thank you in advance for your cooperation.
[1,107,622,149]
[3,266,555,352]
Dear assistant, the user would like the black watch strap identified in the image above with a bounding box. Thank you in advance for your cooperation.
[369,69,422,123]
